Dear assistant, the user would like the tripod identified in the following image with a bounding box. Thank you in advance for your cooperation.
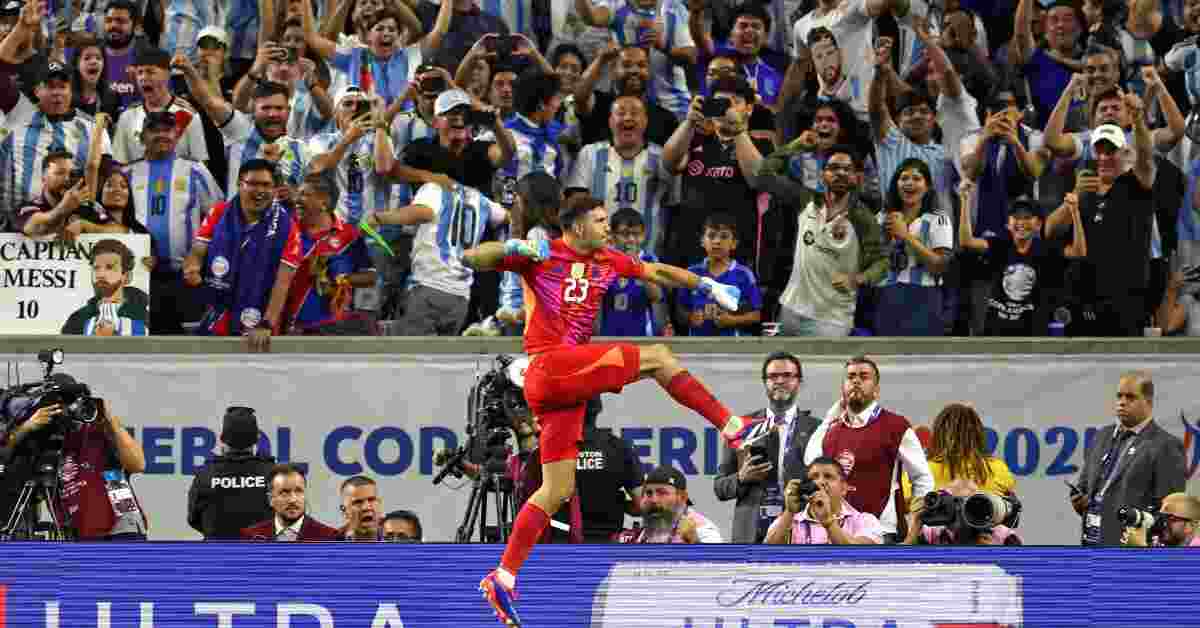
[455,465,517,543]
[1,473,69,541]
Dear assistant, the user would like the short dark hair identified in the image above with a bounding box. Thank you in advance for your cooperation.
[514,69,562,116]
[268,463,307,487]
[894,88,936,115]
[366,7,402,32]
[239,158,277,181]
[709,76,756,104]
[104,0,138,19]
[42,150,74,173]
[559,194,604,229]
[383,509,423,540]
[340,475,376,493]
[825,143,862,168]
[550,43,587,70]
[91,238,135,273]
[302,172,339,210]
[253,80,290,102]
[807,26,837,48]
[731,2,771,34]
[761,351,803,382]
[809,455,849,479]
[702,212,738,235]
[610,207,645,231]
[845,355,880,382]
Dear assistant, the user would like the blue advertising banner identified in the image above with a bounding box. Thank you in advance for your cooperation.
[0,545,1196,628]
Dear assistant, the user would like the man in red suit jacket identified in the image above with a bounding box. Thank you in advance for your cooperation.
[240,463,341,541]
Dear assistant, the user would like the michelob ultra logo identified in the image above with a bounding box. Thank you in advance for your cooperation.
[589,563,1022,628]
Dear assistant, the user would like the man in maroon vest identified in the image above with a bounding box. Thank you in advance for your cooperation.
[804,355,933,542]
[240,464,340,541]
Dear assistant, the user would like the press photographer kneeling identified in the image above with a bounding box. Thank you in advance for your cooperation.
[904,479,1022,545]
[1121,493,1200,547]
[0,351,146,541]
[764,456,883,544]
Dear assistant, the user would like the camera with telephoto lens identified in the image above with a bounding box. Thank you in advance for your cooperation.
[921,490,1022,535]
[0,350,100,477]
[1118,505,1169,534]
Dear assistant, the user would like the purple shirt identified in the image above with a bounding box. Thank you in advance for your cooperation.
[770,501,884,544]
[105,49,139,111]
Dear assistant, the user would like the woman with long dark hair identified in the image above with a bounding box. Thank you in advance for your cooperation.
[874,158,953,335]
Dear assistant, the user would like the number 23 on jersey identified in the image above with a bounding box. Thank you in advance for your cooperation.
[564,262,590,303]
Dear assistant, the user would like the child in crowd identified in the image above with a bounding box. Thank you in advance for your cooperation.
[675,212,762,336]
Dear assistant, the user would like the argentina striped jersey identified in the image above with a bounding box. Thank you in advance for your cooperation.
[219,110,310,198]
[567,141,672,256]
[126,156,220,269]
[409,182,509,298]
[606,0,693,118]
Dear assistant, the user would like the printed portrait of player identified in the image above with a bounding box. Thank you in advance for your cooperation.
[61,239,149,336]
[808,27,844,94]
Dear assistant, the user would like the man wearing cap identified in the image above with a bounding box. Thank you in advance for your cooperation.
[1045,90,1160,336]
[0,9,113,217]
[308,85,394,223]
[124,109,220,333]
[392,87,516,193]
[187,406,276,540]
[175,52,310,197]
[615,465,722,543]
[113,45,208,164]
[172,26,233,190]
[959,183,1087,336]
[281,173,377,334]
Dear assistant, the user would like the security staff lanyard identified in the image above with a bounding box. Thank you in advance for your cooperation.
[1083,425,1140,545]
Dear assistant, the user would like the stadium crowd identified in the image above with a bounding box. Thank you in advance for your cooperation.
[3,0,1200,341]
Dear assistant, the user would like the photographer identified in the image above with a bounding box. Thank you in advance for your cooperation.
[1122,493,1200,547]
[764,456,883,545]
[4,391,147,540]
[187,407,275,540]
[904,479,1023,545]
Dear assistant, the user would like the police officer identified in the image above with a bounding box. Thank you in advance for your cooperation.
[187,406,275,539]
[575,397,645,543]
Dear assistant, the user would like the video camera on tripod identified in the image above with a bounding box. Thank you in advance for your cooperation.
[431,355,532,543]
[0,349,102,540]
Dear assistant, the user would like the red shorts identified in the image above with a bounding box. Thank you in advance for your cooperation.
[523,343,642,463]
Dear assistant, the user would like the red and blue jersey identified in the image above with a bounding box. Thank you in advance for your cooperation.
[497,239,645,355]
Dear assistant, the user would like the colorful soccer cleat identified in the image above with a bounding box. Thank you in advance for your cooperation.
[721,414,767,450]
[480,570,522,627]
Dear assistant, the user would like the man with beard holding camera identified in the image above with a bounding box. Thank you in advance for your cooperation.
[187,406,274,539]
[716,351,819,543]
[1122,493,1200,547]
[3,391,147,540]
[765,456,882,544]
[616,465,721,544]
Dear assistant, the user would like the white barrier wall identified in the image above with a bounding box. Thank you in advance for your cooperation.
[3,352,1199,544]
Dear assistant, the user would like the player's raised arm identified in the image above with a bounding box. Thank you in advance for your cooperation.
[641,262,742,312]
[463,239,550,272]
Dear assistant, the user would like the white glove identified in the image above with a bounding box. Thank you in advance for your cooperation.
[699,277,741,311]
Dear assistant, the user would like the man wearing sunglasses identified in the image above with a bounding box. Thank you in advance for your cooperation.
[188,406,275,539]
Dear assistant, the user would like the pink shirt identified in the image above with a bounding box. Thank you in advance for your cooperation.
[769,502,884,544]
[921,525,1020,545]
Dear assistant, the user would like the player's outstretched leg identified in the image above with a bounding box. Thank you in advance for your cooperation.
[480,457,576,626]
[637,344,763,449]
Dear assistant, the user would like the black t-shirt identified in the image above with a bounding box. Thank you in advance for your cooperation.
[580,91,678,147]
[401,138,498,193]
[575,427,643,540]
[983,236,1066,336]
[672,132,775,263]
[1077,171,1154,299]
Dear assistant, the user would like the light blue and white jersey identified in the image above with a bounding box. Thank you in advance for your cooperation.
[113,100,210,164]
[225,0,261,60]
[875,125,956,218]
[876,210,953,288]
[219,110,309,197]
[389,112,435,207]
[482,0,532,35]
[409,182,508,298]
[126,156,220,269]
[307,130,394,223]
[329,44,422,108]
[606,0,693,119]
[567,141,673,256]
[160,0,224,57]
[499,223,553,314]
[0,96,111,216]
[494,114,565,206]
[288,81,332,140]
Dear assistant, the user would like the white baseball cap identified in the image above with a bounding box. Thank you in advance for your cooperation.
[333,85,365,109]
[1090,124,1127,150]
[434,89,472,116]
[196,26,229,48]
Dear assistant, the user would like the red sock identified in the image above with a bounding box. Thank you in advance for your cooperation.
[665,371,731,429]
[500,501,551,576]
